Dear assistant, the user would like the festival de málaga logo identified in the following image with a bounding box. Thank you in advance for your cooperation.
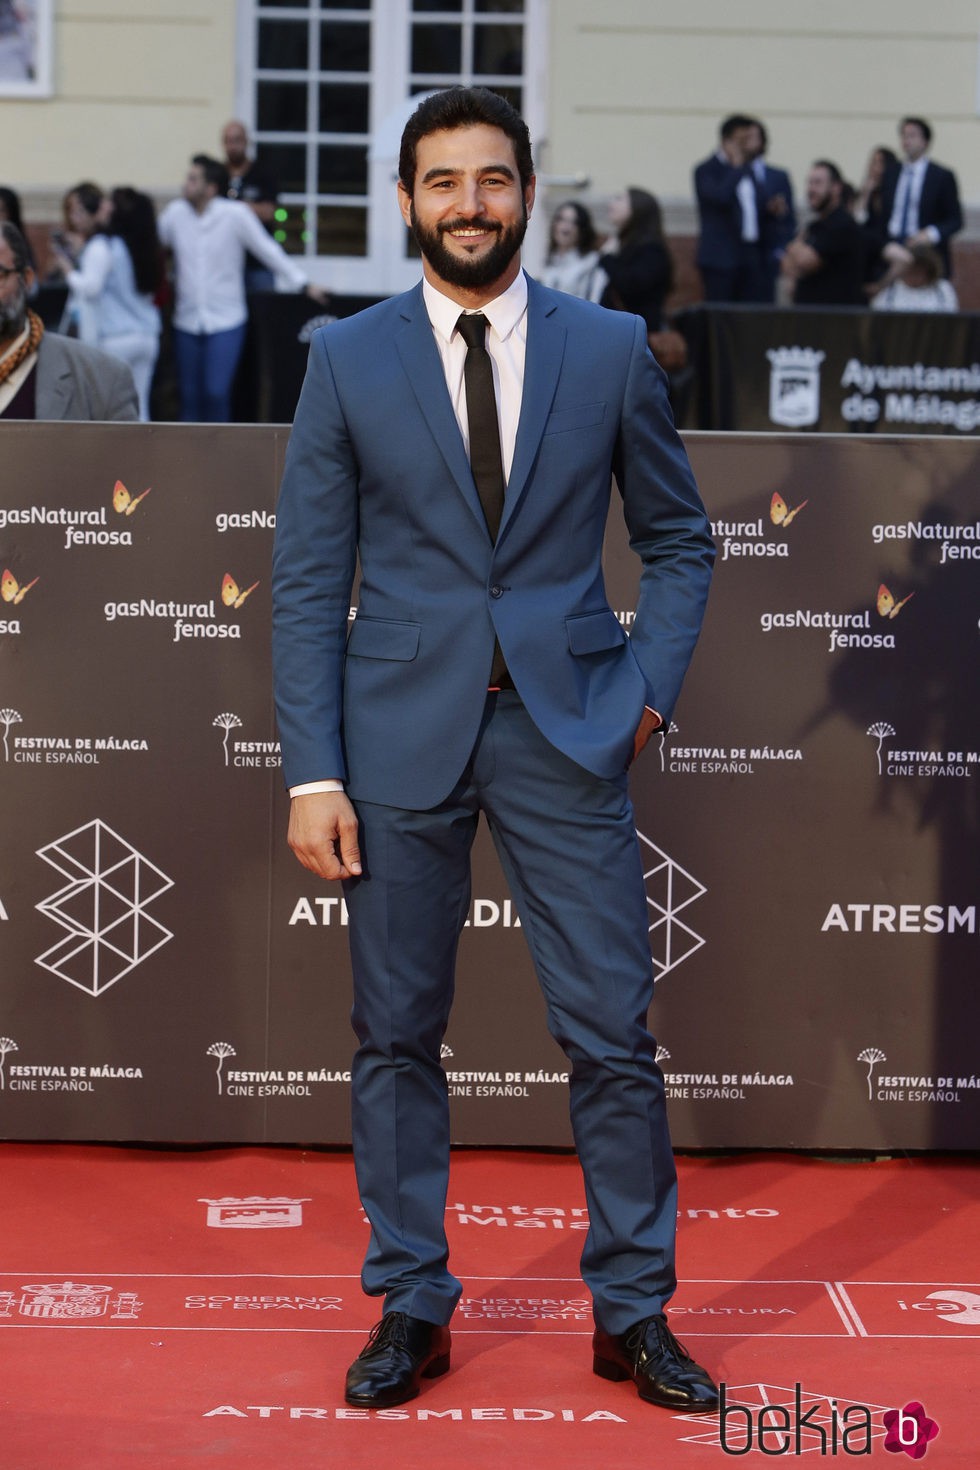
[866,721,977,779]
[212,712,281,769]
[205,1040,347,1099]
[2,705,150,767]
[856,1045,972,1106]
[713,491,809,562]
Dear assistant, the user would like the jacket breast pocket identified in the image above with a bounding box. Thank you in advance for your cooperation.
[543,402,606,436]
[565,608,626,656]
[346,616,421,661]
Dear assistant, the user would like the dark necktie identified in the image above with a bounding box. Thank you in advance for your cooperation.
[455,310,510,688]
[456,311,505,540]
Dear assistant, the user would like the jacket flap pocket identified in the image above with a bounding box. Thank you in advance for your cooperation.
[347,616,421,661]
[566,609,626,655]
[544,402,606,436]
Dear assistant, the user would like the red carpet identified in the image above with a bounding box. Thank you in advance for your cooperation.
[0,1146,975,1466]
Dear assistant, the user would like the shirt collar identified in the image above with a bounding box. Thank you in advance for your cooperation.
[423,269,528,347]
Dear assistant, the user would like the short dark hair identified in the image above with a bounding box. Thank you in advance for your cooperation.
[0,220,30,273]
[66,181,104,219]
[191,154,229,195]
[812,159,844,188]
[900,116,932,145]
[398,86,533,194]
[720,113,753,141]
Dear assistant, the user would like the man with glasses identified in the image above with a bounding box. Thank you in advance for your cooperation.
[0,222,137,421]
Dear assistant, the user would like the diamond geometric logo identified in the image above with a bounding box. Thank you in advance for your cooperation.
[636,830,706,980]
[35,819,173,997]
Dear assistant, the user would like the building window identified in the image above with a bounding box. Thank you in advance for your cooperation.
[239,0,542,294]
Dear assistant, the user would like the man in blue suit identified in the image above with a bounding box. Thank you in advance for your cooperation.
[694,113,769,303]
[272,87,717,1414]
[876,116,962,280]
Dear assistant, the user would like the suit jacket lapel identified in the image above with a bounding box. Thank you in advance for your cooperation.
[500,278,566,539]
[394,285,489,537]
[35,340,73,420]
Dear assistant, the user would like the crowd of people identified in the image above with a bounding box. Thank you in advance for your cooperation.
[691,111,962,310]
[542,112,963,327]
[0,110,967,425]
[0,120,326,424]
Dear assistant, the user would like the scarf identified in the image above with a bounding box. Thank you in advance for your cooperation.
[0,310,45,386]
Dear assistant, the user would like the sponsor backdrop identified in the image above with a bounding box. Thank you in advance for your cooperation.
[679,306,980,436]
[1,424,977,1149]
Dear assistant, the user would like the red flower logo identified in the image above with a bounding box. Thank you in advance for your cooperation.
[883,1401,940,1458]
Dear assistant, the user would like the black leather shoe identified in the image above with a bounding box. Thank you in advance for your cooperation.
[345,1311,451,1408]
[593,1314,719,1411]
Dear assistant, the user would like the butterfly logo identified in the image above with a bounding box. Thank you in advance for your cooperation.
[221,573,259,610]
[1,569,39,604]
[112,480,151,517]
[770,491,808,528]
[876,583,914,619]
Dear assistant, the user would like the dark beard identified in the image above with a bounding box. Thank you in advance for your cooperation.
[410,203,527,290]
[0,277,28,343]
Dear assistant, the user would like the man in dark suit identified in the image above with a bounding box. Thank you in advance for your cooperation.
[0,223,137,421]
[877,116,962,278]
[744,118,796,302]
[693,113,769,302]
[272,87,717,1415]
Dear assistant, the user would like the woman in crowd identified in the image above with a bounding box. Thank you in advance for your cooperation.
[598,187,674,331]
[870,243,958,313]
[51,186,162,420]
[854,145,897,282]
[51,181,108,336]
[539,200,607,301]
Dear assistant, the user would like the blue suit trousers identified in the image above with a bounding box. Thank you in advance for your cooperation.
[343,690,678,1334]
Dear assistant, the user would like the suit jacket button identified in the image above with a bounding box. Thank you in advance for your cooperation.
[490,585,503,598]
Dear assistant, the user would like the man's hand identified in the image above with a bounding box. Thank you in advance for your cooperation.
[305,283,331,306]
[288,790,361,880]
[630,707,663,767]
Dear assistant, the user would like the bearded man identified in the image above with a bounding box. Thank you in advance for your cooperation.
[0,222,137,420]
[272,87,717,1414]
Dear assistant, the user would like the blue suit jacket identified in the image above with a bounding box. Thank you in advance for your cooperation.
[272,275,714,810]
[694,153,747,270]
[878,159,963,276]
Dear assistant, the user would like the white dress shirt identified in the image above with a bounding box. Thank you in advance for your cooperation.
[736,173,760,242]
[157,196,308,335]
[888,156,938,243]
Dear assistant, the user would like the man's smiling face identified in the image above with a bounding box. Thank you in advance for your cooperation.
[399,123,535,299]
